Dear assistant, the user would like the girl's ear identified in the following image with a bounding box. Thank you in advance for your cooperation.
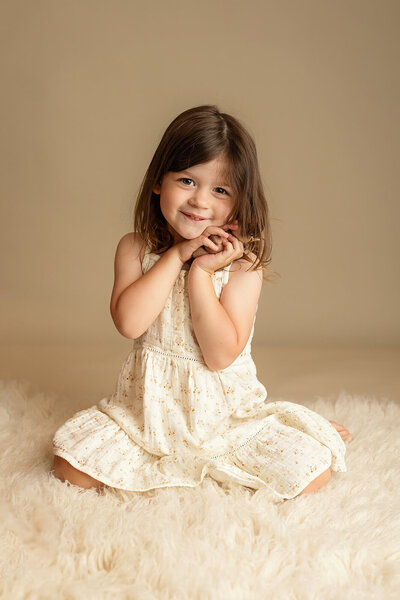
[153,177,163,194]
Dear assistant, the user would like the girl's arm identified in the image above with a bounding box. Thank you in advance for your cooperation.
[111,233,184,339]
[187,260,263,371]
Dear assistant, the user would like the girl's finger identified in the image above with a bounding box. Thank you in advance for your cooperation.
[227,235,244,254]
[201,226,229,238]
[205,237,219,250]
[225,239,240,256]
[222,239,234,253]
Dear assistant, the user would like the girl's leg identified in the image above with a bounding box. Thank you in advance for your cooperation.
[295,467,331,497]
[52,455,105,490]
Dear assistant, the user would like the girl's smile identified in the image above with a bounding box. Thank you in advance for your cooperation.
[181,211,207,222]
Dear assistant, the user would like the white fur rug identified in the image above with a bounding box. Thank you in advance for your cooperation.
[1,379,399,599]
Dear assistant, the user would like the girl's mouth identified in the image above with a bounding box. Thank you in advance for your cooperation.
[182,212,206,222]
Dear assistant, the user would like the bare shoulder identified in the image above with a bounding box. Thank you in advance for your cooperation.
[116,231,146,263]
[110,232,146,318]
[229,251,263,280]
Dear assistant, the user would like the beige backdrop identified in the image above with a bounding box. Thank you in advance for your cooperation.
[1,0,399,348]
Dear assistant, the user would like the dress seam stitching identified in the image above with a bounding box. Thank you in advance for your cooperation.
[207,422,269,460]
[135,342,250,363]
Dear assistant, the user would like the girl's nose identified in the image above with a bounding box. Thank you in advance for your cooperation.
[190,186,213,205]
[193,193,209,207]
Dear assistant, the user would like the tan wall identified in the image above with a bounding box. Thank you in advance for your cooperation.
[1,0,399,346]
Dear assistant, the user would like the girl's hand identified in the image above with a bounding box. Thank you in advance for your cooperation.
[192,220,260,259]
[191,229,244,275]
[174,222,239,264]
[192,220,239,258]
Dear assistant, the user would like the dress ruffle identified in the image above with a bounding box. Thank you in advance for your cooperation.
[53,398,346,500]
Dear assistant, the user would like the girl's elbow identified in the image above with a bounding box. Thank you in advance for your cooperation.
[120,328,137,340]
[112,316,139,340]
[207,355,235,372]
[206,361,220,372]
[117,325,137,340]
[209,346,244,371]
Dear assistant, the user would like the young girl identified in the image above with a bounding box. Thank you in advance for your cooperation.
[52,104,352,501]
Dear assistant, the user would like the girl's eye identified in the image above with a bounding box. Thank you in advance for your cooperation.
[178,178,229,195]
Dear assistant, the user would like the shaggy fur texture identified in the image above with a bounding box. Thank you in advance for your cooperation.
[1,379,399,599]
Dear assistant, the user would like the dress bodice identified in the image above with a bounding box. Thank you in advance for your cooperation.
[134,248,256,367]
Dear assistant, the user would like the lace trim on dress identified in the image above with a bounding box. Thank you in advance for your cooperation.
[207,422,270,460]
[136,342,251,363]
[139,342,204,363]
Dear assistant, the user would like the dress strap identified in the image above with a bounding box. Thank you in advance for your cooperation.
[220,261,233,287]
[141,239,157,274]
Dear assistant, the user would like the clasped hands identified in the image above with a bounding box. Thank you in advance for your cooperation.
[176,220,245,275]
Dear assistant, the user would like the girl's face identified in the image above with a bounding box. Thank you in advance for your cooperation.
[153,156,235,244]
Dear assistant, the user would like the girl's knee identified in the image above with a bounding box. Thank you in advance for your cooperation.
[296,466,331,497]
[52,454,104,490]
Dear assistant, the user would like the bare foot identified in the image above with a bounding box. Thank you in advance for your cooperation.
[329,420,353,442]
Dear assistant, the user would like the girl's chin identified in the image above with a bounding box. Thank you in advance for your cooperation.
[170,227,197,243]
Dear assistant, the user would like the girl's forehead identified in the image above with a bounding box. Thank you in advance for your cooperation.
[181,157,233,179]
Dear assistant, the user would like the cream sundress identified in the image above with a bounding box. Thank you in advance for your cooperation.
[52,244,347,501]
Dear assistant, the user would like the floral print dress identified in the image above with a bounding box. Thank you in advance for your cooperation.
[52,243,347,501]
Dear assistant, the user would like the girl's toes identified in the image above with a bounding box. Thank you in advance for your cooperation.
[329,420,353,442]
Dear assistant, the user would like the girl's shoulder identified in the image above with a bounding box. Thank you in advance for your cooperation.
[119,231,147,263]
[110,232,146,322]
[222,251,263,298]
[230,251,263,274]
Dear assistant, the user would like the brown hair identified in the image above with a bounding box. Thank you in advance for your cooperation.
[133,104,279,283]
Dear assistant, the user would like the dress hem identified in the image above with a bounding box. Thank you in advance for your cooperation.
[52,444,340,500]
[52,445,206,492]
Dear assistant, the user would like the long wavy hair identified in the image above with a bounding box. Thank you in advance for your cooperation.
[133,104,279,283]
